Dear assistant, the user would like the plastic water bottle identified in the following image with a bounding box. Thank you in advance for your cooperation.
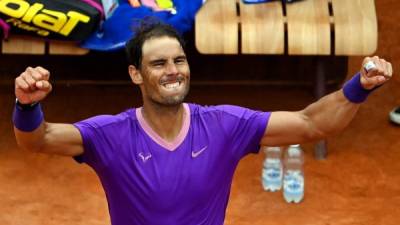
[283,144,304,203]
[261,147,282,191]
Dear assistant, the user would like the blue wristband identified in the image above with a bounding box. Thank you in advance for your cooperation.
[12,101,44,132]
[342,73,374,103]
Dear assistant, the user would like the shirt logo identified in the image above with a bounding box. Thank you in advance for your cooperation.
[139,152,152,162]
[192,146,208,158]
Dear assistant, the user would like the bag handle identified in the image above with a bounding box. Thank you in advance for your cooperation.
[81,0,105,19]
[0,18,10,40]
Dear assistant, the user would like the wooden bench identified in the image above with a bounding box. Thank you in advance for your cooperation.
[196,0,377,55]
[195,0,378,158]
[1,35,88,55]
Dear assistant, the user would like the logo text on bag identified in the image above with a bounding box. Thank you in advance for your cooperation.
[0,0,90,36]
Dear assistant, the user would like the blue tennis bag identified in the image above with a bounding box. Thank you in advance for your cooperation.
[80,0,203,51]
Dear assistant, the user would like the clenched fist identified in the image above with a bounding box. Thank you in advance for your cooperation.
[15,66,52,104]
[360,56,393,90]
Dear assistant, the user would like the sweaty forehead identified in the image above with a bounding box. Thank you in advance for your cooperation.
[142,36,185,60]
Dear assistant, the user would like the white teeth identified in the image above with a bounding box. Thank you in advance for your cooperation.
[164,82,180,89]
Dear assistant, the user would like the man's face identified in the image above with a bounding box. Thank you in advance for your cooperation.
[139,36,190,106]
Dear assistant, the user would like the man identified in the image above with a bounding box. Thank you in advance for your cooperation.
[13,21,393,225]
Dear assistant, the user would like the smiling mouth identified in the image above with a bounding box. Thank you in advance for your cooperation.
[162,81,182,89]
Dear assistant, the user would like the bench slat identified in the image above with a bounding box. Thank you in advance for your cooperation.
[195,0,238,54]
[2,36,45,54]
[286,0,331,55]
[332,0,377,55]
[1,35,89,55]
[240,1,284,54]
[49,41,89,55]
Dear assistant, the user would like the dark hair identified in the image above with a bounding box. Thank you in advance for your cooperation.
[125,17,186,69]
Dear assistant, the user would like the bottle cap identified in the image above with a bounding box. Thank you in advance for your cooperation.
[263,146,280,154]
[288,146,301,157]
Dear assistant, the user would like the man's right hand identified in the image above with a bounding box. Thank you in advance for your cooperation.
[15,66,52,104]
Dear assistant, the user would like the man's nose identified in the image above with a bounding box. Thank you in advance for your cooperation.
[165,62,178,74]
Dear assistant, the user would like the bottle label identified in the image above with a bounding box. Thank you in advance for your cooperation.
[283,170,304,203]
[262,159,282,191]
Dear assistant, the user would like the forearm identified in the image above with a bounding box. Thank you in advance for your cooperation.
[301,89,360,139]
[14,121,48,151]
[14,120,84,156]
[13,101,47,151]
[262,57,392,146]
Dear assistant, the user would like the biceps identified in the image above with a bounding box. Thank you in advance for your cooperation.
[260,111,317,146]
[42,123,84,156]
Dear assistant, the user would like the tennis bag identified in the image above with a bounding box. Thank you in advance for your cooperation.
[0,0,104,41]
[80,0,204,51]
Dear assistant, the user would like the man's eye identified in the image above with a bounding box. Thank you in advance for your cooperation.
[175,59,186,64]
[153,63,164,67]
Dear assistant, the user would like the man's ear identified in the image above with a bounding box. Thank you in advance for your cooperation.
[128,65,143,85]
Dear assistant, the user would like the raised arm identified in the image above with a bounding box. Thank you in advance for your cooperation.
[13,66,83,156]
[261,56,393,146]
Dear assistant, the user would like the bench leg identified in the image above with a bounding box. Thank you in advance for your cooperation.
[314,58,328,160]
